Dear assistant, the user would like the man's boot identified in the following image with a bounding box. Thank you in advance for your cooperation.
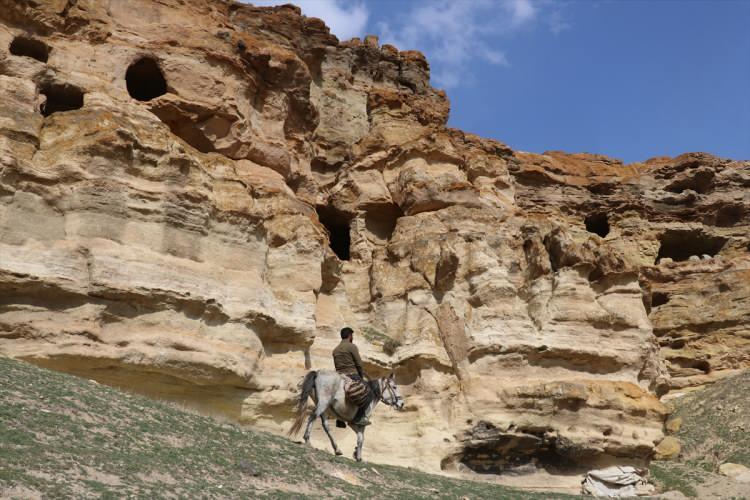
[352,405,370,426]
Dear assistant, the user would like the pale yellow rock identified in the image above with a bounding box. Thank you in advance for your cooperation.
[653,436,682,461]
[665,416,682,434]
[0,0,746,485]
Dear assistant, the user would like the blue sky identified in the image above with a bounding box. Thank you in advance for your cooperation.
[250,0,750,163]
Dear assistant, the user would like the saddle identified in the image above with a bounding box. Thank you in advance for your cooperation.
[343,376,370,407]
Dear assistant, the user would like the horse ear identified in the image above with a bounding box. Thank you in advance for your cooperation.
[389,371,395,380]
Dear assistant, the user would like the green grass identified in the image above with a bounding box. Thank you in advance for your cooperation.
[0,356,573,499]
[361,326,401,356]
[649,371,750,497]
[649,463,699,498]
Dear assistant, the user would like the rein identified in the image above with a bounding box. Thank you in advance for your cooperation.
[379,379,399,407]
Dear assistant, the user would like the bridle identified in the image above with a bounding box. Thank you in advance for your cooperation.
[379,378,403,409]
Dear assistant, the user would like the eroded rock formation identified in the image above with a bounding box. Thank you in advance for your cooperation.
[1,0,748,481]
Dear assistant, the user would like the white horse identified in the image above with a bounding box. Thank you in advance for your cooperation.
[288,370,405,461]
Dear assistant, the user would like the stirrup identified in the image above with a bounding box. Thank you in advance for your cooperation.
[353,416,370,426]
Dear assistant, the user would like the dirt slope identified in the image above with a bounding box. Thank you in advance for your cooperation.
[0,356,573,499]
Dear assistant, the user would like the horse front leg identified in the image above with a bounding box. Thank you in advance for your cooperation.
[354,427,365,462]
[320,415,342,456]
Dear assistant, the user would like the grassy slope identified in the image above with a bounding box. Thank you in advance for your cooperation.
[650,371,750,497]
[0,356,574,499]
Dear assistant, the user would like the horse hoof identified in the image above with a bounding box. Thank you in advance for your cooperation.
[335,450,343,456]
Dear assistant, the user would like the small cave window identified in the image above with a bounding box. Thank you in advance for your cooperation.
[150,112,217,154]
[126,57,167,101]
[584,213,610,238]
[664,169,715,194]
[651,292,669,308]
[655,229,727,264]
[39,83,84,116]
[317,205,352,261]
[713,204,745,228]
[671,357,711,374]
[365,204,404,242]
[9,36,50,63]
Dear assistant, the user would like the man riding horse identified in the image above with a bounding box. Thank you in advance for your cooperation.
[332,327,371,427]
[288,326,405,461]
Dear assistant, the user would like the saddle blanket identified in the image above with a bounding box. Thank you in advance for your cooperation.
[343,376,370,406]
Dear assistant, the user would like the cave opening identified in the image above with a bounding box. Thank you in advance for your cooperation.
[655,229,727,264]
[670,357,711,374]
[150,112,217,154]
[365,204,404,242]
[39,83,84,116]
[584,212,610,238]
[447,422,574,476]
[9,36,50,63]
[126,57,167,101]
[651,292,669,308]
[664,169,715,194]
[713,204,745,228]
[317,205,352,261]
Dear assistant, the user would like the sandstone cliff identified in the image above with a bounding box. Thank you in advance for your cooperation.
[1,0,747,482]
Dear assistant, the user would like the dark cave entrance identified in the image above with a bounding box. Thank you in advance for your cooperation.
[584,212,610,238]
[39,83,84,116]
[446,421,575,476]
[317,205,352,261]
[126,57,167,101]
[655,229,727,263]
[651,292,670,308]
[9,36,50,63]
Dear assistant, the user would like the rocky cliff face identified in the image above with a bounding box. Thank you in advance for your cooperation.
[1,0,748,481]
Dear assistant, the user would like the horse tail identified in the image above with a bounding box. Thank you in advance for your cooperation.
[288,370,317,437]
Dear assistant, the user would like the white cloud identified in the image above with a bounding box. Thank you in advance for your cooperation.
[547,8,572,35]
[248,0,368,40]
[509,0,537,25]
[377,0,564,89]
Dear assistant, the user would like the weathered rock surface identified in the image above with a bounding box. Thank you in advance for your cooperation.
[719,463,750,482]
[0,0,747,483]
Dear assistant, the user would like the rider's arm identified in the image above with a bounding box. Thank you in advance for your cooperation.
[351,344,365,378]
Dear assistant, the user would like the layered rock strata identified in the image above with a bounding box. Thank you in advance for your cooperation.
[1,0,747,479]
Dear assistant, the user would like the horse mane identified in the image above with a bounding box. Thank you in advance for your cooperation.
[368,378,382,400]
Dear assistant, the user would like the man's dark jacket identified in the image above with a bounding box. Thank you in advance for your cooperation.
[333,339,364,377]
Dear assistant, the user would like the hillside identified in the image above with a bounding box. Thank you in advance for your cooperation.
[1,0,748,480]
[650,371,750,498]
[0,356,571,499]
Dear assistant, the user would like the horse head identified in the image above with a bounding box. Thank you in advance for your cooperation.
[380,372,405,410]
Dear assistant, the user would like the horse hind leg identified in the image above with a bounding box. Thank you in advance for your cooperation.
[303,395,332,445]
[302,411,317,445]
[320,415,342,456]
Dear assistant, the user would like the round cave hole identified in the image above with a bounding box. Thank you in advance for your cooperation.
[126,57,167,101]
